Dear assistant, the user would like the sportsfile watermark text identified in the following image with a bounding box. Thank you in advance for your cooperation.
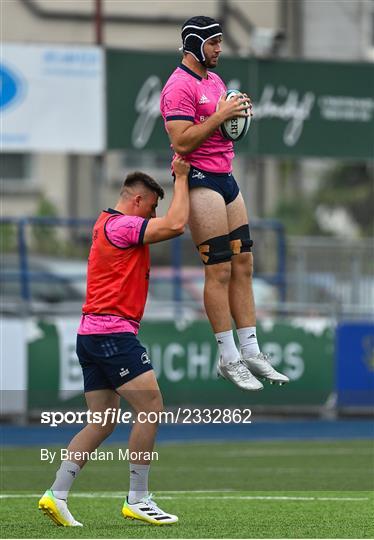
[41,408,252,427]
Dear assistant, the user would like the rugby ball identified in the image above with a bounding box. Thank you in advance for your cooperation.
[219,89,251,142]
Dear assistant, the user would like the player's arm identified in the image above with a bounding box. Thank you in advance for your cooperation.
[167,94,250,155]
[143,156,190,244]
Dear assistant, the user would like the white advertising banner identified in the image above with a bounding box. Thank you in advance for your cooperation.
[1,43,105,153]
[0,319,27,414]
[55,318,83,401]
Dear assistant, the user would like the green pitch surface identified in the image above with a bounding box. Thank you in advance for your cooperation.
[1,440,373,538]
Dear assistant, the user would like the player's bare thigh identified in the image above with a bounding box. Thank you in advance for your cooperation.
[188,188,229,244]
[117,370,163,415]
[226,192,249,232]
[85,388,120,414]
[226,192,253,268]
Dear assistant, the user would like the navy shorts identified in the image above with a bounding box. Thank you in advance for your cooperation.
[188,166,240,205]
[76,333,153,392]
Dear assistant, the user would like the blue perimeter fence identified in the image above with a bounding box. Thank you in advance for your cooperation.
[0,216,287,304]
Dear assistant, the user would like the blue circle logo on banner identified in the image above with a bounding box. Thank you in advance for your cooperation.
[0,64,25,111]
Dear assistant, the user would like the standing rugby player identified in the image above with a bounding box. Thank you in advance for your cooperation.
[39,157,190,527]
[160,16,289,391]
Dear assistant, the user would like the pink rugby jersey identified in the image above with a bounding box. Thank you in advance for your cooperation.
[160,64,234,173]
[78,212,147,336]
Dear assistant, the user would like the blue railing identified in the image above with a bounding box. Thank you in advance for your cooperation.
[1,216,94,303]
[0,216,286,305]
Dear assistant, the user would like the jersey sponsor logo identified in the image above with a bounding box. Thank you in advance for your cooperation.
[198,94,210,104]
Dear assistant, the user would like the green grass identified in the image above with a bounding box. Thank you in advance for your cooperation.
[1,439,374,538]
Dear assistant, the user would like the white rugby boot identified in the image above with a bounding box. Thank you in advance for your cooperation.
[38,490,83,527]
[217,356,263,391]
[241,351,289,385]
[122,493,178,525]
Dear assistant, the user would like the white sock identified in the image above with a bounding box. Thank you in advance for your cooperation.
[237,326,260,357]
[215,330,240,366]
[51,460,81,500]
[128,463,150,504]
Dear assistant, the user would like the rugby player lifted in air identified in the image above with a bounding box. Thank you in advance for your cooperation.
[38,157,190,527]
[160,16,289,391]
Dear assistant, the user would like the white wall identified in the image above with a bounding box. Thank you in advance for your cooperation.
[2,0,278,49]
[303,0,371,60]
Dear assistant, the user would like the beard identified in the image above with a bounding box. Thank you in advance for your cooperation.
[204,58,218,69]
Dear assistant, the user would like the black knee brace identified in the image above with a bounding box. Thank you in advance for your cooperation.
[229,224,253,255]
[198,234,233,265]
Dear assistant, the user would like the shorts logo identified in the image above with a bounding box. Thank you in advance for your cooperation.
[192,169,206,180]
[119,367,130,378]
[101,339,118,358]
[198,94,210,104]
[141,352,151,364]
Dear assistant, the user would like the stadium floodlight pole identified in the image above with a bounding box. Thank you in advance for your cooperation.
[95,0,103,45]
[93,0,104,215]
